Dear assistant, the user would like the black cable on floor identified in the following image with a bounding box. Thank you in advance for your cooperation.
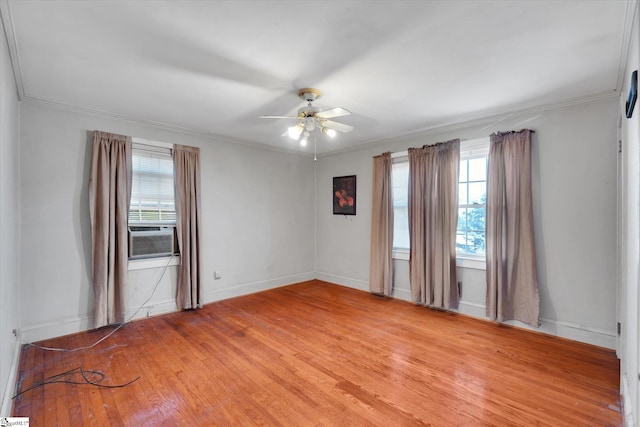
[12,366,140,399]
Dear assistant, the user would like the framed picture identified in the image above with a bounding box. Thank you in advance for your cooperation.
[626,70,637,119]
[333,175,356,215]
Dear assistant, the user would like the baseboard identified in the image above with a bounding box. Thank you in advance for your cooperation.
[457,301,487,318]
[622,372,636,427]
[392,288,412,301]
[315,271,369,292]
[126,298,178,320]
[20,316,93,344]
[318,273,617,350]
[533,318,616,350]
[204,272,316,303]
[21,271,617,350]
[1,333,22,416]
[21,272,317,343]
[458,302,616,349]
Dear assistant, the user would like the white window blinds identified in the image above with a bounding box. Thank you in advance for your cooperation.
[129,145,176,224]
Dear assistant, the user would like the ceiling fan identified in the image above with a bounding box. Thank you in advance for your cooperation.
[259,88,354,147]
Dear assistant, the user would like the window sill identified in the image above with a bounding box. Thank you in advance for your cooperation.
[392,250,486,270]
[393,250,410,261]
[128,255,180,271]
[456,256,486,270]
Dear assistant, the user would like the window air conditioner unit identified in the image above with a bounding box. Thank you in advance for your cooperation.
[128,226,176,259]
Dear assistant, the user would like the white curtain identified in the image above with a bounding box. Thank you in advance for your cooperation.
[173,144,203,309]
[408,140,460,308]
[369,152,394,296]
[88,131,132,328]
[486,130,539,326]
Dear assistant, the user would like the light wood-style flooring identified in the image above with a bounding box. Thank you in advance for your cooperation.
[13,280,622,426]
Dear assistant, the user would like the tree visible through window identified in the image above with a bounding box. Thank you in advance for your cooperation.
[390,138,489,258]
[457,156,487,256]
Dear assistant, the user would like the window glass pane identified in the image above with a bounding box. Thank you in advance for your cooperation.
[458,183,467,205]
[392,162,409,208]
[130,149,176,225]
[393,207,410,249]
[466,207,485,232]
[456,232,468,253]
[392,162,409,249]
[457,206,485,255]
[457,140,489,256]
[459,159,468,182]
[468,182,486,204]
[468,157,487,181]
[457,207,467,231]
[392,143,488,257]
[467,231,485,255]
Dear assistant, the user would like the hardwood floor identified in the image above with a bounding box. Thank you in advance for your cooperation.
[13,280,622,426]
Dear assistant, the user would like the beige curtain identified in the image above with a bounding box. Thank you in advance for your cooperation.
[486,129,539,326]
[369,152,394,296]
[88,131,132,328]
[173,144,202,309]
[408,140,460,308]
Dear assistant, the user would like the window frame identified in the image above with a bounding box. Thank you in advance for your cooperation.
[389,138,489,270]
[128,137,179,266]
[391,151,410,258]
[129,141,176,227]
[457,139,490,261]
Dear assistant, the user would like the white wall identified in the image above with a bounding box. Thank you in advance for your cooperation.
[19,101,316,342]
[316,97,618,349]
[619,2,640,425]
[0,13,21,415]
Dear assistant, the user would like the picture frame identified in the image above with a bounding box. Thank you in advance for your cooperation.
[626,70,637,119]
[333,175,356,215]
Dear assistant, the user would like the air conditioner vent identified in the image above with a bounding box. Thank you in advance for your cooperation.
[128,227,176,259]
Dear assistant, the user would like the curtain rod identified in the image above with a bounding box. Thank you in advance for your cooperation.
[132,137,173,149]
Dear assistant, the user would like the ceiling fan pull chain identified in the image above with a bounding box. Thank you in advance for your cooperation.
[314,133,317,162]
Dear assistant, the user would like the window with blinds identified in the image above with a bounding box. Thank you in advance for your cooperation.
[129,146,176,225]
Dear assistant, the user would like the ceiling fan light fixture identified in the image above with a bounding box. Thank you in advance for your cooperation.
[304,116,316,131]
[300,131,309,146]
[322,128,337,138]
[261,88,353,148]
[287,124,303,140]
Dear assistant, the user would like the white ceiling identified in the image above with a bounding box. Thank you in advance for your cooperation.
[1,0,634,154]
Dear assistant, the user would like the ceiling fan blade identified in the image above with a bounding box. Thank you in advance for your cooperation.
[315,107,351,119]
[259,115,299,119]
[321,120,354,133]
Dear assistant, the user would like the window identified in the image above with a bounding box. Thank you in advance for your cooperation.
[129,147,176,224]
[457,156,487,256]
[390,138,489,260]
[456,138,489,257]
[392,159,410,250]
[128,142,178,259]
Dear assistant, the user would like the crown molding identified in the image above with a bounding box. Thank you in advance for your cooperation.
[319,89,619,160]
[23,87,618,164]
[21,95,315,159]
[616,0,638,93]
[0,0,24,99]
[27,87,617,163]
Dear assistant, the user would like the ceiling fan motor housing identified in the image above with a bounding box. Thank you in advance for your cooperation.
[298,88,322,102]
[259,87,353,137]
